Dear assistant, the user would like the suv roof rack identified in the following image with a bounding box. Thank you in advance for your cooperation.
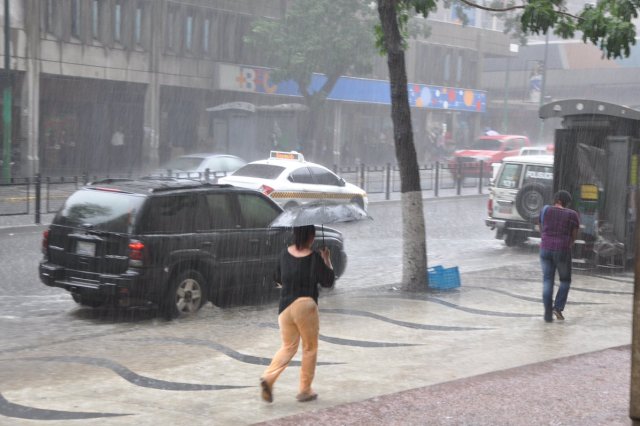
[149,182,232,193]
[84,178,234,195]
[89,178,136,185]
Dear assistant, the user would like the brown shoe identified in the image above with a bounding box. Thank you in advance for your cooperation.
[260,379,273,403]
[296,392,318,402]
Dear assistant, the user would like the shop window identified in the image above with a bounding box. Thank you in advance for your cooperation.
[456,53,463,83]
[91,0,100,40]
[71,0,81,38]
[113,1,123,43]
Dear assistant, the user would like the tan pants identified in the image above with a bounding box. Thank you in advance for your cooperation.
[261,297,319,394]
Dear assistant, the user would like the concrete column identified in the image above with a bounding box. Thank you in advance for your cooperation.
[333,102,342,166]
[24,0,40,176]
[141,0,164,170]
[24,57,39,176]
[143,77,160,169]
[474,32,485,138]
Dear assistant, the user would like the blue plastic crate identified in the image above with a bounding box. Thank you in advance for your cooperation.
[427,265,461,290]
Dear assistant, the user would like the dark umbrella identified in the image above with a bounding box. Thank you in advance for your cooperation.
[270,201,372,245]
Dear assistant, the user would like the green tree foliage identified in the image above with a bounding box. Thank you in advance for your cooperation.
[246,0,376,156]
[376,0,637,290]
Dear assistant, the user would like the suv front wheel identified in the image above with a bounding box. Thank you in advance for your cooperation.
[162,270,206,319]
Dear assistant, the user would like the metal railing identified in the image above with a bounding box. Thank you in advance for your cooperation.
[0,161,489,224]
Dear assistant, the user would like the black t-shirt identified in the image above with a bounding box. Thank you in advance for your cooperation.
[275,249,335,314]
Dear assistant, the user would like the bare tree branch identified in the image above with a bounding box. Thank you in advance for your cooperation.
[456,0,581,21]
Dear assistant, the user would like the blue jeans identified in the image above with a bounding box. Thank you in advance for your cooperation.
[540,249,572,313]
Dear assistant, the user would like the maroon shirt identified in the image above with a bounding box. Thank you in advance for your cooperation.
[540,205,580,251]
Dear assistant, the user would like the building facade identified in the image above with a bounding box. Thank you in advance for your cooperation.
[1,0,510,177]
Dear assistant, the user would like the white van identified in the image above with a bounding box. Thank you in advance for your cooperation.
[485,155,554,246]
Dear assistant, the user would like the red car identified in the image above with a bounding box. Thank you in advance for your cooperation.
[448,135,532,181]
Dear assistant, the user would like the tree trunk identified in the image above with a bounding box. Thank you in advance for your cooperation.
[300,73,341,164]
[377,0,427,291]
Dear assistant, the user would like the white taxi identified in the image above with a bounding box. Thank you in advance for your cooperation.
[219,151,368,211]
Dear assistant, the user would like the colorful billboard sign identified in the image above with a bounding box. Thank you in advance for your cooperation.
[218,64,486,113]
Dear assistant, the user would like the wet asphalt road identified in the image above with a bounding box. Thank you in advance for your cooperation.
[0,195,540,352]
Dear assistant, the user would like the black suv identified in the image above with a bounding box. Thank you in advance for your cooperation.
[39,179,347,318]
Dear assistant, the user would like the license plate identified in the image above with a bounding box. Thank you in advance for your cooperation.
[498,205,513,214]
[76,241,96,257]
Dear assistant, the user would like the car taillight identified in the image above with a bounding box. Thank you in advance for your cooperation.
[260,185,275,196]
[487,198,493,216]
[42,229,50,256]
[128,240,145,267]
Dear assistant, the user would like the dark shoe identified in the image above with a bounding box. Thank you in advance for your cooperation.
[260,379,273,403]
[296,392,318,402]
[544,310,553,323]
[553,308,564,320]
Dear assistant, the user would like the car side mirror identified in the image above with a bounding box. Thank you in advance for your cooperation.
[339,178,346,187]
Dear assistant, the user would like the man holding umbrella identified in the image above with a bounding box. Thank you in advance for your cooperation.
[260,225,334,403]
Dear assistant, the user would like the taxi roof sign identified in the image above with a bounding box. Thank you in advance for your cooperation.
[270,151,305,162]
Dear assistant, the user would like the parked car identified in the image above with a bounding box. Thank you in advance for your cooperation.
[485,155,553,246]
[519,146,553,156]
[39,178,347,318]
[152,153,246,180]
[219,151,368,211]
[449,135,532,182]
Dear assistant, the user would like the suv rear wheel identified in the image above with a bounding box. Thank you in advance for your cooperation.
[162,270,206,319]
[515,183,551,221]
[504,231,527,247]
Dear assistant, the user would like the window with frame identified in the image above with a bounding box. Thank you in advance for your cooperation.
[204,193,239,230]
[91,0,100,40]
[288,167,315,184]
[444,51,451,82]
[456,53,463,83]
[113,1,123,43]
[237,194,280,229]
[310,167,341,186]
[202,17,211,54]
[71,0,81,38]
[497,163,523,189]
[221,13,236,61]
[45,0,58,35]
[143,195,200,234]
[184,12,194,52]
[134,4,143,46]
[166,6,177,51]
[523,165,553,186]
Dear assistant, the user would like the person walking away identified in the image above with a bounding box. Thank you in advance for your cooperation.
[539,190,580,322]
[260,225,334,403]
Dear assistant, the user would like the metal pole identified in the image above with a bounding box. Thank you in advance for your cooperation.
[537,32,550,143]
[2,0,11,182]
[502,56,511,134]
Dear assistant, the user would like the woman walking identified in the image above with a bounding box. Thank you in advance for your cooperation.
[260,225,335,403]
